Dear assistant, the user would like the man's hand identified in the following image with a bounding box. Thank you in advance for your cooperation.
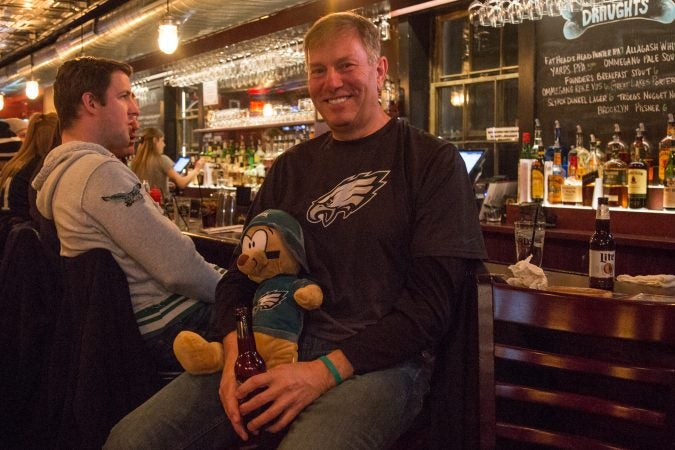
[220,349,354,440]
[234,359,332,435]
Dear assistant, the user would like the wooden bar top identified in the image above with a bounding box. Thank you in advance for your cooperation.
[484,262,675,301]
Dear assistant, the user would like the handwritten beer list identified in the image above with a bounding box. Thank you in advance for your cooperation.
[541,38,674,116]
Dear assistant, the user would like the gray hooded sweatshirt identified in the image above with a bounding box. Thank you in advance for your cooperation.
[33,141,222,336]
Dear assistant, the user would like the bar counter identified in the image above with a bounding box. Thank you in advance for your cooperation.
[482,262,675,299]
[482,204,675,275]
[183,228,240,268]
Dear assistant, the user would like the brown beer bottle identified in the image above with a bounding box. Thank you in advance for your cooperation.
[234,305,266,384]
[589,197,615,291]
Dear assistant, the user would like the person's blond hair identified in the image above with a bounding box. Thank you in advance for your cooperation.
[304,12,381,66]
[130,127,165,182]
[0,112,60,189]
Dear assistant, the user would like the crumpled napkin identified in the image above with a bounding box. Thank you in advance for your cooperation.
[506,255,548,289]
[616,274,675,288]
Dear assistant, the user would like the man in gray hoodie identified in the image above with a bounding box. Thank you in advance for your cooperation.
[32,57,223,373]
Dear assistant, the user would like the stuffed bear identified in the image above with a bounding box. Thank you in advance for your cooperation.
[173,209,323,374]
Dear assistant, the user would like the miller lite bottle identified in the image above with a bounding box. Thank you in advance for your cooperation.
[589,197,615,290]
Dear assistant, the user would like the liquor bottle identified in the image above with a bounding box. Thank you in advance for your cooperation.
[547,122,564,204]
[658,113,675,184]
[520,132,532,159]
[627,128,648,209]
[638,123,657,185]
[664,149,675,210]
[518,132,533,204]
[531,119,544,159]
[582,134,602,207]
[603,129,628,208]
[607,123,629,165]
[546,120,567,170]
[234,305,266,386]
[562,129,582,206]
[530,120,545,203]
[589,197,615,291]
[567,135,578,179]
[574,125,590,180]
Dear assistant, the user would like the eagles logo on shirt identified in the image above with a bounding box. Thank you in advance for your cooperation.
[307,170,389,227]
[254,290,288,313]
[101,182,143,207]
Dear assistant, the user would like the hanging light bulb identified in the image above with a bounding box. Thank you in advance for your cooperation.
[26,80,39,100]
[0,93,4,111]
[158,0,179,54]
[26,54,39,100]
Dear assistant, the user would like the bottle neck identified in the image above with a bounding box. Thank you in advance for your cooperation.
[596,203,610,221]
[631,142,642,162]
[595,218,611,234]
[575,133,583,149]
[236,309,257,353]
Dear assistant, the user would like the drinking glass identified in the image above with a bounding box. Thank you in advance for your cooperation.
[514,220,546,267]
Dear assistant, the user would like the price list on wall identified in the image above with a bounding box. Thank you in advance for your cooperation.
[535,13,674,144]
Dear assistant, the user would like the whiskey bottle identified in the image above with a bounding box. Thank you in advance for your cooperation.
[603,129,628,208]
[562,127,582,206]
[589,197,615,291]
[547,122,564,204]
[582,134,602,207]
[639,123,657,184]
[573,125,590,179]
[608,123,629,165]
[530,120,545,203]
[664,149,675,210]
[658,113,675,184]
[627,128,648,209]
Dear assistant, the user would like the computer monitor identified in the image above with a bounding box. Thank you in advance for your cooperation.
[459,149,487,185]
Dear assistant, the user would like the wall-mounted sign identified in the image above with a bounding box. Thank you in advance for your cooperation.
[203,80,219,106]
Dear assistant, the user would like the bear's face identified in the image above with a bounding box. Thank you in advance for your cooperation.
[237,225,300,283]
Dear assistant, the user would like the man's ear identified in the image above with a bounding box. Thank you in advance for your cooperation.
[376,56,388,91]
[81,92,100,114]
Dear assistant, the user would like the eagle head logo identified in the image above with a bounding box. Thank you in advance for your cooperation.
[254,290,287,314]
[306,170,389,227]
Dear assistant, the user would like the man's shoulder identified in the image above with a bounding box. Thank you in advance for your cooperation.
[397,119,453,150]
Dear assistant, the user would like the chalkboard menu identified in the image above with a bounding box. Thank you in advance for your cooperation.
[535,11,674,149]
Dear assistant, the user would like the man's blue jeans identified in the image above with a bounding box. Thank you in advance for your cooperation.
[104,335,431,449]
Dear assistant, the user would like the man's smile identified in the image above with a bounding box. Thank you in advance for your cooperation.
[326,96,350,105]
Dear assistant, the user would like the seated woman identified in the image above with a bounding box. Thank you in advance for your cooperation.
[0,113,60,220]
[130,127,203,203]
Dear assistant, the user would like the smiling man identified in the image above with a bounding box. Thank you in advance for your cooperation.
[106,13,486,450]
[32,57,223,375]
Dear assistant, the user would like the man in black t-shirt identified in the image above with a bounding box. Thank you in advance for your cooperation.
[106,12,486,450]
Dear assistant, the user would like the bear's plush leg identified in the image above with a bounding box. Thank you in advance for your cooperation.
[173,330,224,375]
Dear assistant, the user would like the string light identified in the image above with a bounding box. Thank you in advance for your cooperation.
[158,0,179,54]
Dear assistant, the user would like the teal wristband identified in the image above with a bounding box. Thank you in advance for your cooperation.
[319,355,343,385]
